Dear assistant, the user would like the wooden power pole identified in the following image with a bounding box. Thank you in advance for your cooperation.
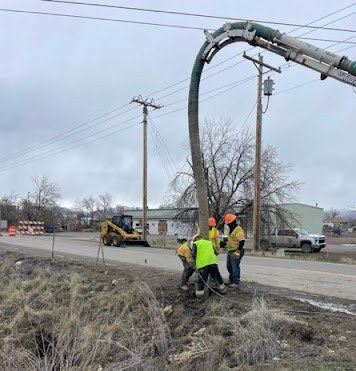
[131,96,163,240]
[243,53,281,253]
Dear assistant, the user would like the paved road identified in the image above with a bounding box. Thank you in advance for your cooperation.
[1,234,355,302]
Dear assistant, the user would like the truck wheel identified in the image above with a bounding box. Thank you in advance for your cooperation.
[260,239,270,251]
[112,235,122,247]
[103,234,112,246]
[301,243,312,253]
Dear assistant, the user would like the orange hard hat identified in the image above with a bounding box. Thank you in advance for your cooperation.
[208,217,216,227]
[225,214,237,224]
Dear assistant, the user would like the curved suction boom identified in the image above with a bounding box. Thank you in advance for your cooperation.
[188,21,356,240]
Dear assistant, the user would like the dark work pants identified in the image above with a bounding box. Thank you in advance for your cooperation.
[179,256,195,285]
[196,264,224,291]
[226,248,245,284]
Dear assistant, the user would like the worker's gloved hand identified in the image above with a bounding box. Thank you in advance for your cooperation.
[233,250,241,259]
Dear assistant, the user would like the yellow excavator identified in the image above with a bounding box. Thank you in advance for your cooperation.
[100,215,150,247]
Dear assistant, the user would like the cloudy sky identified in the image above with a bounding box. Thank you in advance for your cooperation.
[0,0,355,211]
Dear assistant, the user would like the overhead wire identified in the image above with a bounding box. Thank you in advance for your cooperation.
[0,4,354,170]
[0,4,352,144]
[3,38,353,172]
[0,8,209,31]
[147,115,177,180]
[149,114,179,173]
[0,116,141,172]
[153,5,356,98]
[0,105,137,162]
[0,6,354,39]
[41,0,356,33]
[147,124,174,180]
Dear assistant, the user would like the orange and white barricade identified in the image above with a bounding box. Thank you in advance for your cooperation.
[17,221,45,236]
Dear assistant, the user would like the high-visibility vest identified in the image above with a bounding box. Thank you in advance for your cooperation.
[195,239,218,269]
[209,227,220,249]
[196,227,220,249]
[176,242,193,263]
[227,226,245,251]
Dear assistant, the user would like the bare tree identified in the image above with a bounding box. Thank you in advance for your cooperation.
[82,196,97,222]
[0,192,18,225]
[324,208,340,219]
[97,193,113,220]
[30,175,61,221]
[171,119,300,230]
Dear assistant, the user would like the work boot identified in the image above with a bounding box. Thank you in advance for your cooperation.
[195,289,205,300]
[229,283,239,288]
[218,283,227,294]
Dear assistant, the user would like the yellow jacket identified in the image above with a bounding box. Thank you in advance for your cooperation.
[227,226,245,251]
[209,227,220,252]
[176,241,194,263]
[196,227,221,252]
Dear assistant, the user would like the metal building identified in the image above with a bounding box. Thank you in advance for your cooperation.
[280,203,324,234]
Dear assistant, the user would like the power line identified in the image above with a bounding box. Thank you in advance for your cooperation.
[0,105,137,161]
[0,8,209,30]
[1,44,353,173]
[147,124,175,180]
[0,74,258,170]
[148,114,178,173]
[0,121,141,172]
[0,6,354,170]
[147,6,356,99]
[1,6,355,38]
[2,38,354,171]
[147,125,172,179]
[42,0,356,33]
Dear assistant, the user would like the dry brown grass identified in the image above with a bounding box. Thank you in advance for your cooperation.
[169,296,312,370]
[1,250,354,371]
[0,261,172,371]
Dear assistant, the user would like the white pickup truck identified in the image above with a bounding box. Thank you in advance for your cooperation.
[260,228,326,253]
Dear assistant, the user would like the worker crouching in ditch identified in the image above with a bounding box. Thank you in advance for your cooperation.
[191,235,226,299]
[176,237,196,291]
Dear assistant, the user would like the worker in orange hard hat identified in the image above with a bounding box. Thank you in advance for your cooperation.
[196,217,221,254]
[208,217,221,254]
[224,213,246,287]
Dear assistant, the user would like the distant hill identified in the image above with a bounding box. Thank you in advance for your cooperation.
[323,209,356,219]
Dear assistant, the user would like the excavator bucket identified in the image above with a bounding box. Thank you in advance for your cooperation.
[122,240,150,248]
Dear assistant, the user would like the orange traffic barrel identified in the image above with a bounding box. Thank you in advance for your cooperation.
[8,225,16,237]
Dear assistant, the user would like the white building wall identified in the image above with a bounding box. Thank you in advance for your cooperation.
[132,218,180,235]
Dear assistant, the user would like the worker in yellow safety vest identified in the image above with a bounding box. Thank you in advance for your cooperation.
[196,217,221,253]
[208,217,221,254]
[191,235,226,299]
[224,213,246,287]
[176,237,195,291]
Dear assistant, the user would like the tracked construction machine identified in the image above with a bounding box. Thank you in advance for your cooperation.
[100,215,150,247]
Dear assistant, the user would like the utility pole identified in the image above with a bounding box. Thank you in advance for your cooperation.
[130,96,163,241]
[243,53,281,253]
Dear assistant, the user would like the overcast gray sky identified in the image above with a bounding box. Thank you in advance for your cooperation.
[0,0,355,211]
